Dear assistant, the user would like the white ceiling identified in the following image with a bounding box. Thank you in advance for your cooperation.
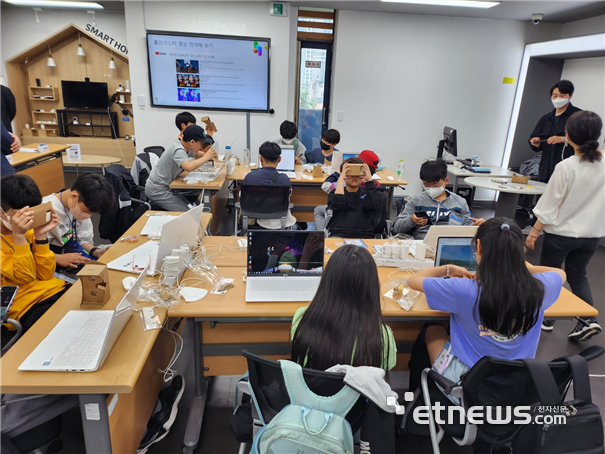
[4,1,605,24]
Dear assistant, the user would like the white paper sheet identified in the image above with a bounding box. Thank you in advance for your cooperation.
[106,241,159,274]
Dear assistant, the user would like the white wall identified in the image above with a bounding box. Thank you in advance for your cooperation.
[330,10,536,198]
[124,1,298,155]
[561,56,605,144]
[560,14,605,39]
[0,5,127,81]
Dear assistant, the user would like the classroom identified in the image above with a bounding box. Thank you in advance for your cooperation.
[1,1,604,453]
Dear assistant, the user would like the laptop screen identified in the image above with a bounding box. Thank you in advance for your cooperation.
[343,153,360,160]
[259,148,296,171]
[434,237,478,273]
[247,230,325,276]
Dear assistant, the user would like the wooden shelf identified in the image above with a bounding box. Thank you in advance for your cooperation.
[29,86,59,102]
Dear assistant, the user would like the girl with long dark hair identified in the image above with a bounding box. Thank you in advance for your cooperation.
[407,218,565,391]
[291,244,396,371]
[526,110,604,341]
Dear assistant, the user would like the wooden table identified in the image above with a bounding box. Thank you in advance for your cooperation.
[464,177,547,219]
[170,165,229,235]
[0,211,212,454]
[9,143,69,196]
[227,164,405,223]
[170,235,597,453]
[64,154,122,175]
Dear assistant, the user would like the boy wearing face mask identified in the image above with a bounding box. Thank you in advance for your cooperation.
[42,173,114,269]
[274,120,307,164]
[307,129,340,164]
[1,175,68,332]
[529,80,582,183]
[392,159,484,239]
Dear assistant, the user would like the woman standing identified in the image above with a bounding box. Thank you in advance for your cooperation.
[526,111,604,341]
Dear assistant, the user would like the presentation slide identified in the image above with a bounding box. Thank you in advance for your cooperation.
[147,33,270,111]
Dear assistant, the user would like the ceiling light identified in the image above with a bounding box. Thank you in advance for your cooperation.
[77,32,86,56]
[5,1,103,9]
[47,44,56,67]
[381,0,499,9]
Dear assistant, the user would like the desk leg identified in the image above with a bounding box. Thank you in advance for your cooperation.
[79,394,112,454]
[183,320,209,454]
[452,176,459,192]
[495,192,520,220]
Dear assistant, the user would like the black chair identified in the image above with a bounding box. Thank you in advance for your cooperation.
[421,346,604,453]
[236,349,366,451]
[1,319,23,357]
[144,146,165,158]
[324,191,390,238]
[235,184,293,234]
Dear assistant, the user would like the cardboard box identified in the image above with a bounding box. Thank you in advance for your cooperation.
[8,202,52,229]
[312,165,323,178]
[347,164,365,176]
[511,173,530,184]
[77,263,111,308]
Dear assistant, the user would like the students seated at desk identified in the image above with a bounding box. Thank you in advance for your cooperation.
[314,150,380,232]
[145,124,217,212]
[327,158,381,239]
[0,175,68,332]
[42,173,114,269]
[392,159,484,239]
[243,141,296,230]
[407,218,565,403]
[274,120,307,164]
[307,128,340,164]
[291,244,396,371]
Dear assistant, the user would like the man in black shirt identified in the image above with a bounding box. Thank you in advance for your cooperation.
[1,85,16,133]
[529,80,581,183]
[327,158,381,238]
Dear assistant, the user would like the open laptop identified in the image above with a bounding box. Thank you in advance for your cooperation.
[19,263,149,372]
[245,230,324,302]
[107,204,205,275]
[331,151,360,170]
[434,237,478,274]
[259,147,296,179]
[423,225,478,249]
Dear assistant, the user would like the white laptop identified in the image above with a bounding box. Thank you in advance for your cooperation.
[245,230,324,302]
[434,237,478,274]
[260,147,296,179]
[107,205,205,275]
[19,263,150,372]
[423,225,478,249]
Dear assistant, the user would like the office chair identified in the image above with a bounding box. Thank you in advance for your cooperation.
[234,184,294,235]
[233,349,366,454]
[1,319,23,357]
[143,146,165,158]
[324,191,391,239]
[420,345,604,454]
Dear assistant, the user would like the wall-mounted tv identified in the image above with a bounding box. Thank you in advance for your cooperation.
[147,31,270,112]
[61,81,109,110]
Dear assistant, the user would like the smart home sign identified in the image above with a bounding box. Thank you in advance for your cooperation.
[85,24,128,55]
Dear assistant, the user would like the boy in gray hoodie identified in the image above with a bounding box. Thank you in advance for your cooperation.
[392,159,484,239]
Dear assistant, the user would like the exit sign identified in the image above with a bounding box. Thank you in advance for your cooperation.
[305,61,322,68]
[270,2,288,17]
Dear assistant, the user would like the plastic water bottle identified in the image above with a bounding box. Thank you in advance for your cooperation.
[396,159,404,181]
[244,148,251,167]
[471,155,479,167]
[224,145,232,159]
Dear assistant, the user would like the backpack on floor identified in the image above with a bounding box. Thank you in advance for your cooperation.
[250,360,359,454]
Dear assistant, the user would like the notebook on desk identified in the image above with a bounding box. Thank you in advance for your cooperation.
[19,263,149,372]
[245,230,324,302]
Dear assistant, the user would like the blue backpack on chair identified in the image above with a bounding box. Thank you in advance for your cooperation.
[250,360,359,454]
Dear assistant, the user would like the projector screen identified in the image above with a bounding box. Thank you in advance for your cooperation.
[147,31,270,112]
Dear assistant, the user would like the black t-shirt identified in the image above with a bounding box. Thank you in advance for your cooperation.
[327,181,381,239]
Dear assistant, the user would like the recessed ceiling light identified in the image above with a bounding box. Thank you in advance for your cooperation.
[381,0,499,9]
[4,1,103,10]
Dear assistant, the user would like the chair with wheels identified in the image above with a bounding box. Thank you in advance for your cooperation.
[420,345,604,454]
[234,184,293,235]
[232,349,367,454]
[1,319,23,357]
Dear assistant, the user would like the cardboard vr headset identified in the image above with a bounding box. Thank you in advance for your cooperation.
[346,164,365,176]
[77,263,111,308]
[8,202,52,230]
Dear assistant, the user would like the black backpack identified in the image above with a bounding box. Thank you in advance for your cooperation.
[512,355,604,453]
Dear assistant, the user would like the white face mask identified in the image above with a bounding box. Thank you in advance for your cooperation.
[424,186,445,199]
[1,209,12,231]
[282,138,294,145]
[552,97,569,109]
